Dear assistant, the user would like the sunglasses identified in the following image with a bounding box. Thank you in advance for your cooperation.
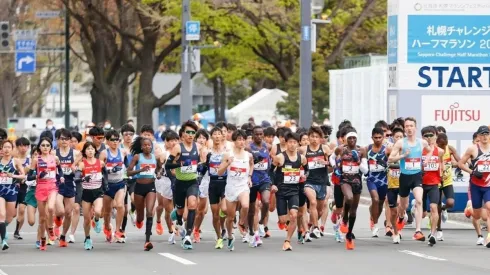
[40,144,51,148]
[423,134,435,138]
[123,132,135,136]
[109,138,120,142]
[93,136,105,140]
[385,134,392,137]
[185,130,196,135]
[60,137,70,141]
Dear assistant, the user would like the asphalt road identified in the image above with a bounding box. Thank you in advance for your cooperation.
[0,198,488,275]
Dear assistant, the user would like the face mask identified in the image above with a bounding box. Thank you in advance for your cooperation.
[207,126,212,132]
[86,136,93,142]
[290,126,297,132]
[47,125,53,130]
[104,124,111,129]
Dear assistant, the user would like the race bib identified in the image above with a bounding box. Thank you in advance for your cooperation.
[0,172,12,185]
[368,159,385,172]
[39,168,56,179]
[140,164,156,176]
[307,156,325,170]
[181,160,197,174]
[342,161,359,174]
[209,163,219,176]
[404,158,421,170]
[60,163,73,175]
[254,159,268,171]
[90,172,103,181]
[477,160,490,173]
[229,166,247,179]
[283,168,300,184]
[389,169,400,178]
[423,156,439,171]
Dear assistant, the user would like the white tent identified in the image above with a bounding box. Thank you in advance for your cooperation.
[227,88,288,125]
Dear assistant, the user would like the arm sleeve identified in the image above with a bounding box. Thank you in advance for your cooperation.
[26,169,37,181]
[165,155,182,170]
[329,153,337,167]
[360,158,369,175]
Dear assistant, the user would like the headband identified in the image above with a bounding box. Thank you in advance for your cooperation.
[346,132,358,139]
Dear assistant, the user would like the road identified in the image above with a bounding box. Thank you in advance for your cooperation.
[0,198,488,275]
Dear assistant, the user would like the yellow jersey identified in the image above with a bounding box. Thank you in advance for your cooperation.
[442,146,453,187]
[387,163,400,189]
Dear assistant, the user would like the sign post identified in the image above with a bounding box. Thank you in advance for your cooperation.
[387,0,490,211]
[14,31,37,74]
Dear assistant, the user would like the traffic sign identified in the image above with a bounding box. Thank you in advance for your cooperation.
[15,39,37,51]
[185,21,200,41]
[15,51,36,74]
[13,29,38,40]
[36,11,61,19]
[50,85,58,94]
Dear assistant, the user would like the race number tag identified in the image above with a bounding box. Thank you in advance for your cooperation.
[140,164,156,176]
[368,159,384,172]
[404,158,421,170]
[209,163,219,176]
[229,166,247,179]
[283,168,300,184]
[389,169,400,178]
[307,156,325,170]
[181,160,197,174]
[342,161,360,174]
[254,158,268,171]
[423,156,440,172]
[90,172,103,181]
[40,167,56,179]
[60,163,73,175]
[0,172,12,185]
[477,160,490,173]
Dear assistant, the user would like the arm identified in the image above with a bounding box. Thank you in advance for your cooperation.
[388,140,406,163]
[448,145,461,164]
[126,154,143,177]
[359,147,369,175]
[458,146,476,174]
[422,140,433,157]
[99,150,107,163]
[248,152,254,187]
[164,146,182,170]
[438,147,445,177]
[217,153,231,176]
[12,159,26,180]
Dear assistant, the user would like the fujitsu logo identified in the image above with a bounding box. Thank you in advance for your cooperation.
[434,102,480,125]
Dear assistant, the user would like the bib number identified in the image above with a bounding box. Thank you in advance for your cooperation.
[140,164,156,176]
[254,159,268,171]
[61,164,73,175]
[209,163,219,176]
[230,166,247,179]
[283,168,300,184]
[307,157,325,170]
[424,162,439,171]
[0,173,12,185]
[342,161,359,174]
[181,161,197,174]
[389,169,400,178]
[368,160,384,172]
[477,161,490,173]
[404,158,421,170]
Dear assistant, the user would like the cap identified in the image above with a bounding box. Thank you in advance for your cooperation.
[477,125,490,135]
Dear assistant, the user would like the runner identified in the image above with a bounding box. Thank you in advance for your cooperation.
[120,123,136,240]
[194,129,210,243]
[217,129,253,251]
[388,117,434,242]
[458,125,490,247]
[271,132,307,251]
[13,137,31,240]
[386,127,404,243]
[24,147,40,247]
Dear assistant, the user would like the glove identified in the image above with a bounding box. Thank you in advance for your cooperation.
[83,175,92,182]
[197,163,206,175]
[182,159,192,166]
[351,150,359,162]
[39,171,48,179]
[253,155,264,164]
[334,167,341,177]
[111,166,123,173]
[472,170,483,179]
[455,168,464,179]
[206,152,212,164]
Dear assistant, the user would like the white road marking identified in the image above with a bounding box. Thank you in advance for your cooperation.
[0,264,59,267]
[0,268,8,275]
[158,253,197,265]
[398,250,447,261]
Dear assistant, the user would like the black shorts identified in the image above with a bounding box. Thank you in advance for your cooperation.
[174,179,199,209]
[422,185,440,211]
[82,188,104,204]
[75,182,83,204]
[399,172,422,198]
[387,188,399,208]
[276,194,299,216]
[58,182,76,198]
[208,180,226,205]
[299,185,307,207]
[16,189,27,207]
[105,181,126,200]
[340,181,362,195]
[334,184,344,208]
[127,179,136,195]
[134,182,156,198]
[439,185,455,203]
[249,182,270,203]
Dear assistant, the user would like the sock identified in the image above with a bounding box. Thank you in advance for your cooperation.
[348,215,356,234]
[176,213,183,226]
[60,235,65,241]
[186,210,196,236]
[0,222,6,240]
[145,217,153,242]
[131,203,136,212]
[94,217,99,222]
[15,220,20,233]
[121,216,128,231]
[85,236,90,242]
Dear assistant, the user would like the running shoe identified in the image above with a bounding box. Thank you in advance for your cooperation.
[181,235,193,250]
[68,234,75,243]
[311,227,321,239]
[13,232,23,240]
[40,239,47,251]
[441,203,448,223]
[1,240,9,251]
[144,242,153,251]
[94,219,103,234]
[156,222,164,235]
[428,233,436,246]
[84,238,93,250]
[129,209,136,226]
[249,234,258,248]
[413,231,425,241]
[35,240,41,249]
[340,221,348,234]
[385,226,393,237]
[393,234,401,244]
[476,235,484,246]
[258,224,266,237]
[282,240,292,251]
[227,235,235,251]
[345,232,355,250]
[215,238,224,249]
[372,226,379,238]
[59,239,68,247]
[168,232,176,245]
[436,230,444,241]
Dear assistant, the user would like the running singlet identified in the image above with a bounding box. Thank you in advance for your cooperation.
[18,157,30,192]
[120,144,132,179]
[422,146,441,185]
[56,148,75,183]
[399,138,423,175]
[387,164,400,189]
[470,145,490,187]
[275,152,302,196]
[135,153,156,179]
[305,145,328,185]
[250,142,271,185]
[106,148,125,183]
[95,143,106,159]
[82,159,102,189]
[37,156,57,185]
[442,146,453,187]
[340,146,362,185]
[175,143,199,181]
[208,149,226,181]
[366,144,388,186]
[0,158,15,186]
[226,151,249,186]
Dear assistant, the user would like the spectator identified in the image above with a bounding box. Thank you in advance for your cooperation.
[27,124,39,144]
[44,119,57,148]
[103,119,113,131]
[155,124,166,143]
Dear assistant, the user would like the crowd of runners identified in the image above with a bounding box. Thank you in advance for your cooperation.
[0,117,489,252]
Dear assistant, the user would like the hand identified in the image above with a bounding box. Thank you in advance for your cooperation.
[142,166,150,172]
[60,177,65,183]
[404,149,411,157]
[248,178,252,188]
[39,171,48,179]
[156,172,162,180]
[472,170,483,179]
[271,185,278,193]
[112,166,123,173]
[228,156,234,164]
[300,174,307,181]
[182,159,192,166]
[6,173,13,178]
[83,175,92,182]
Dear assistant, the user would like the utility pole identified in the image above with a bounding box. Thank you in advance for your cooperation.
[299,0,312,127]
[64,2,70,128]
[180,0,192,124]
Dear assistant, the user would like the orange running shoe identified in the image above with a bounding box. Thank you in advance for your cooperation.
[59,239,68,247]
[54,226,60,238]
[413,231,425,241]
[340,221,348,234]
[48,229,56,242]
[144,242,153,251]
[91,220,96,229]
[193,229,201,243]
[385,226,393,237]
[277,222,287,231]
[136,221,143,229]
[345,232,355,250]
[156,222,164,235]
[54,216,63,227]
[40,239,47,251]
[282,240,292,251]
[396,216,406,231]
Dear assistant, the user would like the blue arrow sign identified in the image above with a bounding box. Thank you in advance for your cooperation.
[50,85,58,94]
[15,51,36,74]
[15,39,37,51]
[185,21,200,41]
[302,26,310,41]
